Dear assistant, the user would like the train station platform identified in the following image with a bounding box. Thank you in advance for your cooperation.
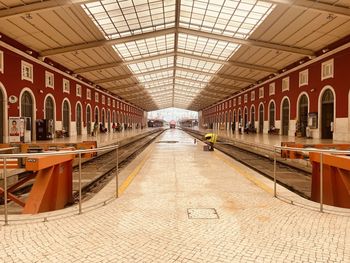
[191,127,345,149]
[1,129,350,262]
[32,127,156,147]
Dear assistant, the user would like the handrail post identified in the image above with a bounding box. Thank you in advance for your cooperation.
[320,152,324,213]
[3,157,8,225]
[78,152,82,215]
[116,145,119,198]
[273,147,277,198]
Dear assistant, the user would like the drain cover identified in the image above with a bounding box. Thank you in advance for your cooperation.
[187,208,219,219]
[156,140,179,143]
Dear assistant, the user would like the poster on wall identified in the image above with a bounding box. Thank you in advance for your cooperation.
[9,117,25,143]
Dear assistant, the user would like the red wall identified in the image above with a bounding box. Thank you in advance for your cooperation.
[0,45,143,123]
[204,46,350,122]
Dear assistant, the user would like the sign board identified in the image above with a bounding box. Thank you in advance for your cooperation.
[9,117,25,143]
[308,112,318,129]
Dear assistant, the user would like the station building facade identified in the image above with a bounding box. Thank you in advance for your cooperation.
[201,42,350,141]
[0,38,145,143]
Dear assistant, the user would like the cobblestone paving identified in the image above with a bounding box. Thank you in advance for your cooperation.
[1,129,350,262]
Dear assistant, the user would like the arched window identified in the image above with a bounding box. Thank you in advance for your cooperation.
[21,91,34,133]
[76,103,82,135]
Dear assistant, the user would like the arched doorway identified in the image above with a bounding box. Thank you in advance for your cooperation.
[232,111,236,132]
[282,99,289,136]
[250,106,255,128]
[259,104,264,133]
[95,107,99,123]
[244,107,248,128]
[45,96,55,137]
[298,94,308,137]
[269,102,275,129]
[76,103,82,136]
[0,88,3,143]
[21,91,34,140]
[86,105,91,135]
[102,109,105,127]
[62,100,70,136]
[321,89,334,139]
[107,110,111,132]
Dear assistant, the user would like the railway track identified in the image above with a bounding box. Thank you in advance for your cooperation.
[183,128,311,199]
[72,128,164,200]
[2,129,164,214]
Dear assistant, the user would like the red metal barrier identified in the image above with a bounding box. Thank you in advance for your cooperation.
[309,153,350,208]
[22,152,74,214]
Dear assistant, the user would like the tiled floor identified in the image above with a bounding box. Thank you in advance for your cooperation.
[1,129,349,262]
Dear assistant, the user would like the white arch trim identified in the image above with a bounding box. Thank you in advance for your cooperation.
[268,99,276,128]
[318,85,336,137]
[19,88,37,141]
[0,82,8,143]
[61,98,71,134]
[296,91,310,121]
[43,93,56,121]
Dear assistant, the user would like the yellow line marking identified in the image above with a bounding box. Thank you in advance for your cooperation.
[214,152,273,194]
[118,147,153,196]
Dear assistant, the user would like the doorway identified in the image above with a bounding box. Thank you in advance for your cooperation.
[298,94,308,137]
[0,89,3,143]
[269,102,275,129]
[62,100,70,136]
[282,99,289,136]
[86,105,91,135]
[76,103,82,136]
[21,91,34,140]
[250,106,255,128]
[321,89,334,139]
[259,104,264,133]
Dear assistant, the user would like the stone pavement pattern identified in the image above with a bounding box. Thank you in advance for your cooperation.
[1,129,350,262]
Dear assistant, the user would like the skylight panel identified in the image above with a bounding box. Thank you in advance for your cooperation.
[177,56,223,73]
[83,0,176,40]
[176,70,211,82]
[175,79,205,89]
[113,34,175,61]
[180,0,274,39]
[145,79,174,89]
[128,57,174,74]
[137,70,174,83]
[178,33,240,60]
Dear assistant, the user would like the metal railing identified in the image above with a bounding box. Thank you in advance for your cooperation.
[0,144,119,225]
[273,145,350,213]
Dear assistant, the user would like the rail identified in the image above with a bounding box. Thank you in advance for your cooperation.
[273,145,350,213]
[0,144,119,226]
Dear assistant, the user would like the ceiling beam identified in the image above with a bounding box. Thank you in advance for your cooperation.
[178,53,277,73]
[178,28,314,57]
[75,52,176,74]
[95,67,174,84]
[176,66,256,83]
[40,28,176,57]
[0,0,96,20]
[78,51,277,74]
[269,0,350,17]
